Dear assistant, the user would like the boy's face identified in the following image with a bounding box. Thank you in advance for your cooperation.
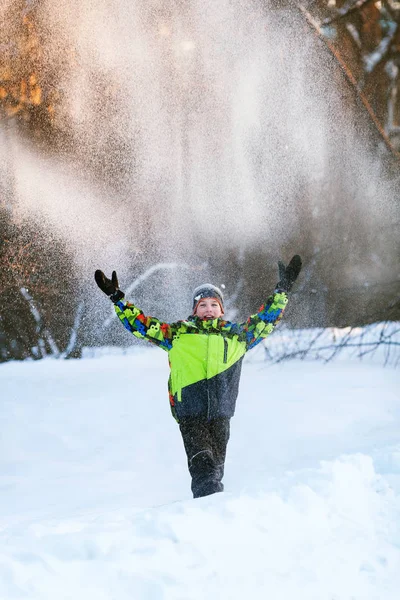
[194,297,224,320]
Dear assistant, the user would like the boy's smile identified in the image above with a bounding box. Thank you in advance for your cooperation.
[194,297,224,320]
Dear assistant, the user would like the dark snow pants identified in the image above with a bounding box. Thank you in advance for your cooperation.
[179,417,230,499]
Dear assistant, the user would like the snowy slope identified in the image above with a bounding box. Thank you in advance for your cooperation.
[1,347,400,599]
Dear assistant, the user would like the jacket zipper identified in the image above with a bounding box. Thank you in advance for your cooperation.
[223,338,228,363]
[207,332,211,419]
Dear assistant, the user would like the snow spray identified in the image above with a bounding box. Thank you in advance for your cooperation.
[1,1,398,324]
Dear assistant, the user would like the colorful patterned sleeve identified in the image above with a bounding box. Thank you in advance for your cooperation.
[235,291,288,351]
[113,298,174,351]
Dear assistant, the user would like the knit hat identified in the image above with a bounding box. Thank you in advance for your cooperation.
[192,283,224,313]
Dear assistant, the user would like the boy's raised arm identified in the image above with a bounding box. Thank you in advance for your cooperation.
[237,255,302,351]
[94,270,174,351]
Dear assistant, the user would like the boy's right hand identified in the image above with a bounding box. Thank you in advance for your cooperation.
[276,255,302,293]
[95,270,124,302]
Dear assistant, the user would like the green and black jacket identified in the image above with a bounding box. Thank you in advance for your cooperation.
[114,292,288,421]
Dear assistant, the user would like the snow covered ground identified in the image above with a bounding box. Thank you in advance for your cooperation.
[1,342,400,599]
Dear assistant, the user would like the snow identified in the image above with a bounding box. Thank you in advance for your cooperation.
[1,340,400,599]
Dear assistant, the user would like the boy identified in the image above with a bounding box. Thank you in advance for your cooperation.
[95,255,301,498]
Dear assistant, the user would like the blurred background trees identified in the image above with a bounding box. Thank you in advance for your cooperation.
[0,0,399,360]
[318,0,400,152]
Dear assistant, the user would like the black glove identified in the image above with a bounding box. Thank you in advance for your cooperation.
[276,255,302,293]
[95,270,124,303]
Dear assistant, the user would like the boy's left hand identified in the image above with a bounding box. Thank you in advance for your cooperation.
[276,255,302,293]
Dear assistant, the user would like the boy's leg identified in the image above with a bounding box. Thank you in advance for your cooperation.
[209,417,230,484]
[179,417,230,499]
[179,417,216,498]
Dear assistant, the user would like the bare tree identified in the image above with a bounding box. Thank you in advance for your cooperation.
[300,0,400,153]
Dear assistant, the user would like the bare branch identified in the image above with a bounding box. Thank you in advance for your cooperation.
[256,320,400,367]
[60,300,84,359]
[296,2,400,161]
[20,287,60,356]
[363,20,398,74]
[322,0,377,26]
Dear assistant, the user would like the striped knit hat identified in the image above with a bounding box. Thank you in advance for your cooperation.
[192,283,224,313]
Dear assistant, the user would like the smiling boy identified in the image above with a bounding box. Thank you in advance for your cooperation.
[95,255,302,498]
